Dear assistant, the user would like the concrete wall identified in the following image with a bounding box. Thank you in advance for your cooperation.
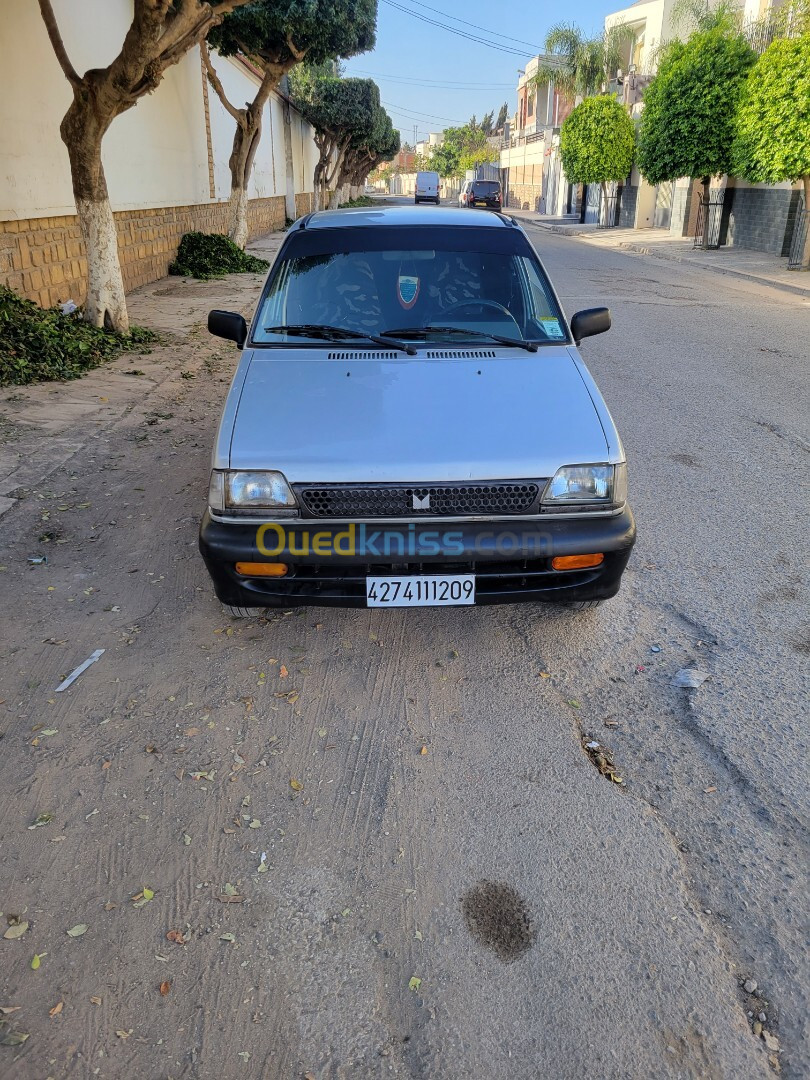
[0,0,319,307]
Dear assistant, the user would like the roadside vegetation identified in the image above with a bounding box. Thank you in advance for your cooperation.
[168,233,269,280]
[0,286,155,387]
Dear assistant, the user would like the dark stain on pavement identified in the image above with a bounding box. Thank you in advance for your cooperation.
[461,881,535,962]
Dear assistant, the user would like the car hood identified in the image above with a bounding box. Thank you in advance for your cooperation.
[229,347,611,482]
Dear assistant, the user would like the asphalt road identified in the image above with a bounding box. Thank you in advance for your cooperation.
[1,204,808,1079]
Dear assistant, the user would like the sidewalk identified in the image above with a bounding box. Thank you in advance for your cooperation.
[508,208,810,299]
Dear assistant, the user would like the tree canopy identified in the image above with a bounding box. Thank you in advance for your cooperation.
[209,0,376,69]
[733,33,810,186]
[637,25,756,184]
[430,125,490,177]
[536,21,634,100]
[559,95,635,185]
[496,102,509,130]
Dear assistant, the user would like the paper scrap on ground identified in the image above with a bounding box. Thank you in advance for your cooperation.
[55,649,105,692]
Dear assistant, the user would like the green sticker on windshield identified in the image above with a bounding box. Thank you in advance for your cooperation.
[541,318,565,339]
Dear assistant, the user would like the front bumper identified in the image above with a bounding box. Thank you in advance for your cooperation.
[199,508,636,609]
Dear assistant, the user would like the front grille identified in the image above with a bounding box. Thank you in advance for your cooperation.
[296,481,543,519]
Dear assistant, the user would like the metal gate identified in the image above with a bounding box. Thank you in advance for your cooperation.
[653,181,674,229]
[693,190,725,249]
[583,185,601,224]
[788,207,809,270]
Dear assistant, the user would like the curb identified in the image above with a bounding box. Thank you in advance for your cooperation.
[521,220,810,300]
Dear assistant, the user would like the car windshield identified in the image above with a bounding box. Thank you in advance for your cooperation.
[253,227,568,347]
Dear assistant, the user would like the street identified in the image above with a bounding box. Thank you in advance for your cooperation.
[1,215,808,1079]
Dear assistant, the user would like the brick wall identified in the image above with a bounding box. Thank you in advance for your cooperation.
[727,187,802,256]
[295,192,314,218]
[0,195,287,309]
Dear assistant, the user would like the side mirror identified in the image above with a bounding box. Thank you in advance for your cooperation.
[570,307,611,345]
[208,309,247,347]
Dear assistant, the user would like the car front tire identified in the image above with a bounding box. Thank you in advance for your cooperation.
[222,603,266,618]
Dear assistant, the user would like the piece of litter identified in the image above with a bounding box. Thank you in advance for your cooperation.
[27,555,47,565]
[59,299,78,314]
[584,740,600,750]
[55,649,105,692]
[671,668,710,688]
[650,645,661,653]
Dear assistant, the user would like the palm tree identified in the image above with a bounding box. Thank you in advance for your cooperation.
[534,22,635,102]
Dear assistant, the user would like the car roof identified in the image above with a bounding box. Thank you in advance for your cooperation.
[295,205,516,230]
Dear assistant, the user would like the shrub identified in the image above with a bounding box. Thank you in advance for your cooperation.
[169,232,269,280]
[0,286,155,387]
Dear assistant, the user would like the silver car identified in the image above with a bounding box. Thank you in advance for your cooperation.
[201,206,635,614]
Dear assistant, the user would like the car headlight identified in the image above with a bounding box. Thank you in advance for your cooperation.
[207,470,298,514]
[543,464,627,508]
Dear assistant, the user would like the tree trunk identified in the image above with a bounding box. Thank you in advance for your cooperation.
[700,175,711,251]
[224,68,280,248]
[61,92,128,333]
[801,175,810,270]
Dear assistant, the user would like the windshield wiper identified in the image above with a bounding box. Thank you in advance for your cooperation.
[381,325,538,353]
[263,324,415,355]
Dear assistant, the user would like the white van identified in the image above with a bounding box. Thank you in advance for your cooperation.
[414,171,440,205]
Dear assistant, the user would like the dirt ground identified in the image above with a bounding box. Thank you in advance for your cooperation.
[1,225,807,1080]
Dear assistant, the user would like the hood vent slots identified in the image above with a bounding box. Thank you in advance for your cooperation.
[426,349,497,359]
[327,350,400,360]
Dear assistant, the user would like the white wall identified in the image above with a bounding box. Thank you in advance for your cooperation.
[0,0,317,221]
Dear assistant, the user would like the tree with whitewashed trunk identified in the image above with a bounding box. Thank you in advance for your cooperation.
[205,0,376,247]
[290,73,381,210]
[37,0,255,334]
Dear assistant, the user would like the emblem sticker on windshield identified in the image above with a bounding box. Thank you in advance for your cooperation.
[398,274,420,309]
[540,318,565,339]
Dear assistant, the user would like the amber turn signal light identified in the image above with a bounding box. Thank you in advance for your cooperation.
[551,553,604,571]
[235,562,289,576]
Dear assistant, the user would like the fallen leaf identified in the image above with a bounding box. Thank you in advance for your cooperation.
[414,930,423,941]
[317,728,327,738]
[0,1007,21,1015]
[238,1051,251,1061]
[223,882,238,896]
[183,727,200,737]
[166,930,186,945]
[3,922,29,940]
[182,833,192,846]
[101,760,111,770]
[0,1029,29,1046]
[31,953,43,969]
[567,700,581,709]
[420,745,428,755]
[538,671,551,678]
[219,932,236,943]
[290,778,303,791]
[279,665,289,679]
[66,923,87,937]
[27,813,53,830]
[217,893,244,903]
[40,729,58,737]
[49,1001,63,1017]
[115,1029,132,1039]
[408,976,422,992]
[90,996,102,1005]
[703,786,717,794]
[159,981,170,997]
[248,819,262,829]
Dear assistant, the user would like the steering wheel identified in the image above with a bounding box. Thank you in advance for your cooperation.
[441,299,518,326]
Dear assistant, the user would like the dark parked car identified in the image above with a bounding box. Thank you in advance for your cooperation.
[467,179,502,210]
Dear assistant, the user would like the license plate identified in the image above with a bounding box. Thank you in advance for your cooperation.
[366,574,475,607]
[474,200,487,206]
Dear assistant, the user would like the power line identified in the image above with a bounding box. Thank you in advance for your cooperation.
[404,0,543,52]
[379,0,532,57]
[348,67,514,89]
[381,99,464,124]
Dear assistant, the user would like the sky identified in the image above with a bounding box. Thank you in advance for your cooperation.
[343,0,613,144]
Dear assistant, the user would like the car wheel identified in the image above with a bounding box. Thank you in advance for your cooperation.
[222,603,266,618]
[564,599,604,609]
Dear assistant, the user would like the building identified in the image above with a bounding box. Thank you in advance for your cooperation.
[0,0,321,310]
[499,55,574,215]
[603,0,805,255]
